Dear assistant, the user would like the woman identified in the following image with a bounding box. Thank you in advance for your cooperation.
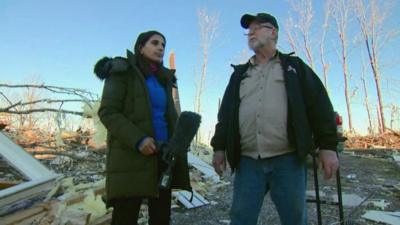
[95,30,191,225]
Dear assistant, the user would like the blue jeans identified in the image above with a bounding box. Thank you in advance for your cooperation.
[230,154,307,225]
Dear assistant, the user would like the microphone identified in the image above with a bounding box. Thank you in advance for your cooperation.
[159,111,201,189]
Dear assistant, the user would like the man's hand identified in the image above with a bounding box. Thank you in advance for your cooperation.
[319,150,339,180]
[212,150,226,176]
[138,137,157,156]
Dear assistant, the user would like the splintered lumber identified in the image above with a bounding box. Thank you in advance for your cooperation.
[1,202,51,225]
[1,186,106,225]
[64,186,105,206]
[89,213,112,225]
[0,181,20,190]
[346,131,400,149]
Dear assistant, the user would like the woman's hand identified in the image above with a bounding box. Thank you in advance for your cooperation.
[138,137,157,156]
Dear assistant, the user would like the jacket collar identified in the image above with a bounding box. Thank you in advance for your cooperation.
[126,49,136,68]
[277,51,296,67]
[248,51,279,66]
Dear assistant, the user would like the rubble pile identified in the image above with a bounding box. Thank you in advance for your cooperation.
[1,126,399,225]
[345,130,400,150]
[0,129,223,225]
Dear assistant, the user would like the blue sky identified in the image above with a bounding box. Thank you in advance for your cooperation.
[1,0,399,137]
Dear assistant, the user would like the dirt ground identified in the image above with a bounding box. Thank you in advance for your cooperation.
[171,150,400,225]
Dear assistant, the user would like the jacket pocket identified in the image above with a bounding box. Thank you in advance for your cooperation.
[107,146,149,172]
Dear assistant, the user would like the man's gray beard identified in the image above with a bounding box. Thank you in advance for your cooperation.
[249,41,262,51]
[249,38,269,51]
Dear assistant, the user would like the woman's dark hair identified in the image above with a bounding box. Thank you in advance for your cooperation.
[134,30,169,84]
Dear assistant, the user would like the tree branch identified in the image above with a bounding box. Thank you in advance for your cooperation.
[5,98,96,110]
[0,84,98,101]
[0,108,87,117]
[28,150,97,161]
[0,91,14,106]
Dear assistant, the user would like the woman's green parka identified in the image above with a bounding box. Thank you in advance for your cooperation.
[96,50,191,206]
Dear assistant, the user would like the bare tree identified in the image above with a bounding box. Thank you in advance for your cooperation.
[194,8,219,144]
[360,61,374,134]
[331,0,355,132]
[354,0,398,133]
[0,84,97,118]
[389,104,399,130]
[286,0,316,70]
[319,0,333,93]
[285,0,334,95]
[194,8,219,115]
[376,105,382,132]
[285,18,298,53]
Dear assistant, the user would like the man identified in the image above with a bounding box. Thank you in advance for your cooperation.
[211,13,339,225]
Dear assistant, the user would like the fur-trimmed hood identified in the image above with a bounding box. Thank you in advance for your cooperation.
[93,55,129,80]
[94,50,177,86]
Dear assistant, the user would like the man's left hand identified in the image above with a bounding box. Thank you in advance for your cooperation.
[319,150,339,180]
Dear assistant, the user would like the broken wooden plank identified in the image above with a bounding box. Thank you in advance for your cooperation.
[331,193,365,207]
[63,187,105,206]
[187,152,219,182]
[172,190,209,209]
[0,175,59,211]
[5,211,47,225]
[89,212,112,225]
[362,210,400,225]
[0,181,20,190]
[0,202,50,224]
